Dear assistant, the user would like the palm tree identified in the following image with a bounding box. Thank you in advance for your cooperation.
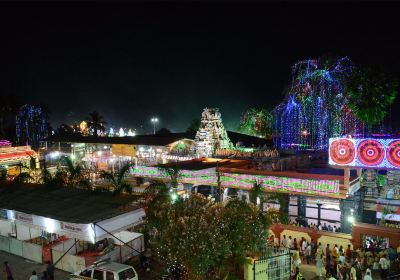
[41,167,68,187]
[86,111,107,137]
[249,181,264,206]
[13,172,33,184]
[144,179,170,201]
[158,165,181,190]
[62,156,90,188]
[100,163,132,194]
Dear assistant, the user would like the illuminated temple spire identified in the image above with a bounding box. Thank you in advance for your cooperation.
[194,108,233,157]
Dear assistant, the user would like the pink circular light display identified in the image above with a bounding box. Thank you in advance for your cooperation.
[387,140,400,168]
[357,139,384,166]
[329,139,355,165]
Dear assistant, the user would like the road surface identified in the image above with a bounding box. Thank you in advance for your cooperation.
[0,250,70,279]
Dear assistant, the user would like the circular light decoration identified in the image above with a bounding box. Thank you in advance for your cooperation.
[329,139,355,165]
[357,139,384,166]
[387,140,400,168]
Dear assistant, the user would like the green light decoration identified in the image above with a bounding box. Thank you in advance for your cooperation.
[238,108,273,138]
[131,166,339,196]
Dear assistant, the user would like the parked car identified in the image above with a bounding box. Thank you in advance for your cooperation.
[70,258,138,280]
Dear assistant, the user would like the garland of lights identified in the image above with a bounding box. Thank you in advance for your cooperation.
[329,137,400,169]
[130,166,340,196]
[273,57,362,150]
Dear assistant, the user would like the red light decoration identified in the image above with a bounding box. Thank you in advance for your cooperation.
[329,139,355,165]
[357,139,384,166]
[387,140,400,168]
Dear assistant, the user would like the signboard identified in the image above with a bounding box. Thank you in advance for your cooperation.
[329,137,400,169]
[16,213,33,224]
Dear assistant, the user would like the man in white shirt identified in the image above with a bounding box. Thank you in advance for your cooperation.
[29,271,38,280]
[288,236,293,249]
[282,235,287,248]
[363,269,372,280]
[379,254,390,278]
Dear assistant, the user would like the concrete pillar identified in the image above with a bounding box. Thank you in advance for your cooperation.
[344,167,350,189]
[296,195,308,227]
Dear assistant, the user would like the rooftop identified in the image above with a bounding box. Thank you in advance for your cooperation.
[44,131,273,148]
[158,158,248,171]
[0,183,140,223]
[45,133,192,147]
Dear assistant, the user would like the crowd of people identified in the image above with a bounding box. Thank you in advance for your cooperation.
[289,220,342,233]
[270,235,400,280]
[2,260,55,280]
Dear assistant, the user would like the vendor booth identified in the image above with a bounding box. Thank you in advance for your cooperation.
[0,199,145,273]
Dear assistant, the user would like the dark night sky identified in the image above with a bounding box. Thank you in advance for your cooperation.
[1,1,400,133]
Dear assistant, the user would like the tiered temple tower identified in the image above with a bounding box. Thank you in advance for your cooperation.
[194,108,232,157]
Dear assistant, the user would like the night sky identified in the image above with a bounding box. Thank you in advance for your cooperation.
[1,1,400,133]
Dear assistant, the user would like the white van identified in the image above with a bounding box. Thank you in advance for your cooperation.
[71,259,138,280]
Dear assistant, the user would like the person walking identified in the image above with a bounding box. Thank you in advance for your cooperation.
[46,261,55,280]
[350,264,357,280]
[326,244,331,274]
[305,242,311,264]
[316,244,324,278]
[288,236,293,249]
[363,268,372,280]
[29,271,39,280]
[282,234,287,248]
[3,261,13,280]
[40,271,48,280]
[379,253,390,279]
[346,244,351,261]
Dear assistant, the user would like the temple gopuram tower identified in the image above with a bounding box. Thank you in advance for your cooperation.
[194,108,232,157]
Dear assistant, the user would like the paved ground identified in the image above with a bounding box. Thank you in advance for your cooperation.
[0,251,70,280]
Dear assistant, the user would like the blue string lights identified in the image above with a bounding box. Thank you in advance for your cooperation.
[16,104,50,148]
[273,57,363,150]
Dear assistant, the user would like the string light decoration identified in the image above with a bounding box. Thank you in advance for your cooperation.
[273,57,362,150]
[238,108,272,138]
[130,166,340,196]
[16,104,50,149]
[0,140,12,147]
[329,137,400,169]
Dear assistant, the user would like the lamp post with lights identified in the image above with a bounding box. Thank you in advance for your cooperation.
[150,117,158,135]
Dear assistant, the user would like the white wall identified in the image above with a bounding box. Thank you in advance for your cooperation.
[0,220,13,237]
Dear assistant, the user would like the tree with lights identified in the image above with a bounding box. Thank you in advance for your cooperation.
[16,104,51,148]
[86,111,107,136]
[145,193,270,279]
[239,108,273,138]
[347,67,398,135]
[273,57,362,150]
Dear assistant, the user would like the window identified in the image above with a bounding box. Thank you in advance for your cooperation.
[106,271,115,280]
[80,270,92,277]
[118,268,136,280]
[93,269,104,280]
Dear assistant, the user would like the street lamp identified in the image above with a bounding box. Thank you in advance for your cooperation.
[150,117,159,135]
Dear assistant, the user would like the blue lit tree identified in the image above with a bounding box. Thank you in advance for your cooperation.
[273,57,362,150]
[16,104,51,149]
